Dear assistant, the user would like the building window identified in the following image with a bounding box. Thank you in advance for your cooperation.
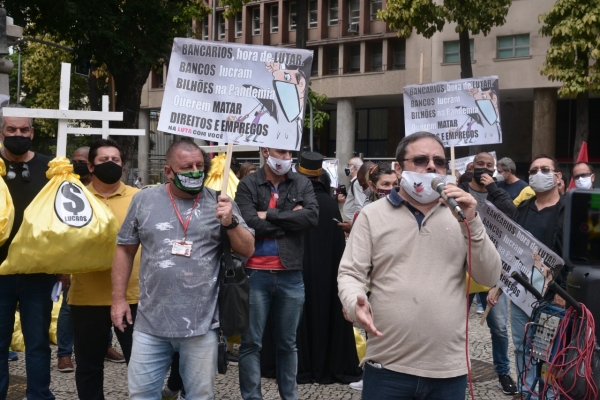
[234,12,243,38]
[309,0,318,29]
[218,12,226,40]
[271,5,279,33]
[348,44,360,73]
[151,66,164,89]
[202,20,209,40]
[392,39,406,70]
[329,47,339,75]
[329,0,338,26]
[370,42,382,72]
[370,0,382,21]
[311,49,318,76]
[497,34,530,58]
[252,7,261,35]
[289,2,297,31]
[443,39,474,63]
[349,0,360,24]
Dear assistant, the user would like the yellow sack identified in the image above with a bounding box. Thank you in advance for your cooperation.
[0,156,15,247]
[11,298,62,351]
[466,272,491,294]
[0,157,120,275]
[354,327,366,362]
[11,312,24,352]
[205,153,240,199]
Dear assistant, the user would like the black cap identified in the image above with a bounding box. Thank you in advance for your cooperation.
[298,151,323,176]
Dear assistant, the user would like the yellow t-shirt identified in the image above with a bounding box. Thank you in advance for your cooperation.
[68,182,141,306]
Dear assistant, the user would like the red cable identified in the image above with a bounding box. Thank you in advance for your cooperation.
[464,219,475,400]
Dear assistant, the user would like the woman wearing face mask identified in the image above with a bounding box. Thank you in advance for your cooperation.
[363,163,399,206]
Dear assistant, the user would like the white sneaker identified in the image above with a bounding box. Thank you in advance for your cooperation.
[349,380,363,391]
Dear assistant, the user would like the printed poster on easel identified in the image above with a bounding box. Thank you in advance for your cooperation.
[158,39,313,151]
[403,76,501,148]
[480,201,565,316]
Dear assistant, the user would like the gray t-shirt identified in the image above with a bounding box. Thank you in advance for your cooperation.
[117,184,253,338]
[468,186,488,212]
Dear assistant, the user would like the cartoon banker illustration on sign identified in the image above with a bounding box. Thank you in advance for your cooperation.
[266,61,307,149]
[468,87,502,142]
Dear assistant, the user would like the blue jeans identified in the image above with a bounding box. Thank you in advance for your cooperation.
[56,285,73,358]
[362,363,467,400]
[128,329,218,399]
[0,273,55,400]
[510,301,538,397]
[239,269,305,400]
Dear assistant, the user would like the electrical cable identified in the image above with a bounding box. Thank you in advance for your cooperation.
[464,218,475,400]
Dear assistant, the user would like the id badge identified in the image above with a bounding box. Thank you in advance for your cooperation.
[172,240,192,257]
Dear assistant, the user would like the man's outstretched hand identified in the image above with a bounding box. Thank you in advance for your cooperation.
[355,294,383,337]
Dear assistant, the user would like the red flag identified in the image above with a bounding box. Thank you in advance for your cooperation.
[568,141,589,190]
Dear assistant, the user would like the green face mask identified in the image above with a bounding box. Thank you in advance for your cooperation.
[170,168,205,195]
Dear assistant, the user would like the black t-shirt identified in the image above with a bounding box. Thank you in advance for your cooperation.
[522,201,561,250]
[0,152,52,262]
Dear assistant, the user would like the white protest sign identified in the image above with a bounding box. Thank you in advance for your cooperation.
[480,201,564,316]
[454,151,497,174]
[403,76,502,147]
[323,159,339,188]
[158,39,314,151]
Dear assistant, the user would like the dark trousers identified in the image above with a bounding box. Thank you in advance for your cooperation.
[362,363,467,400]
[71,304,137,400]
[0,273,55,400]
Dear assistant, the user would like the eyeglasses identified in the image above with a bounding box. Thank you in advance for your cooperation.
[7,162,30,182]
[401,156,448,168]
[574,173,592,180]
[528,166,555,176]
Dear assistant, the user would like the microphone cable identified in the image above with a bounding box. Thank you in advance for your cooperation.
[464,218,476,400]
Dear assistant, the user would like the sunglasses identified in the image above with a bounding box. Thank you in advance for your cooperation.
[574,173,592,180]
[401,156,448,168]
[528,166,555,176]
[7,162,30,182]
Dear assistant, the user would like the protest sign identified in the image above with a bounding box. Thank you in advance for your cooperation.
[158,39,313,151]
[323,159,339,188]
[454,151,497,174]
[480,201,564,316]
[404,76,501,147]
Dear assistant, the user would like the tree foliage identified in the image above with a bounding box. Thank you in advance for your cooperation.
[379,0,512,39]
[3,0,211,163]
[539,0,600,97]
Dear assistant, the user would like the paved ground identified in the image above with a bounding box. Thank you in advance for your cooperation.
[8,306,517,399]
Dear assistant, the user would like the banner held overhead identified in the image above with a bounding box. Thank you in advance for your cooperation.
[403,76,501,148]
[158,39,314,151]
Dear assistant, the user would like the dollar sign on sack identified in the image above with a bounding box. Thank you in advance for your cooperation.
[62,184,85,216]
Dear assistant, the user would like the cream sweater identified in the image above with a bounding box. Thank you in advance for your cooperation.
[338,197,501,379]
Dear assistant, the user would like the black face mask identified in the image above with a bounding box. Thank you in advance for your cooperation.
[344,168,352,176]
[473,168,494,185]
[93,161,122,184]
[3,136,32,156]
[72,162,90,178]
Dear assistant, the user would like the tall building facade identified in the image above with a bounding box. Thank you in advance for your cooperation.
[139,0,598,184]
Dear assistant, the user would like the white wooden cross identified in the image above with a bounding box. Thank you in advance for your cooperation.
[3,63,144,157]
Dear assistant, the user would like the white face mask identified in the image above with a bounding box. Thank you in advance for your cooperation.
[575,176,592,189]
[266,151,292,176]
[529,172,556,193]
[362,187,371,196]
[400,171,445,204]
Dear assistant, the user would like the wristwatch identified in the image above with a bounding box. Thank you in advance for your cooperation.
[223,215,239,230]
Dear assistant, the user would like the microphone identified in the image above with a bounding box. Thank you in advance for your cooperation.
[431,177,467,221]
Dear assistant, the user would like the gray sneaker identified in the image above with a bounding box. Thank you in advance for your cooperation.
[161,387,180,399]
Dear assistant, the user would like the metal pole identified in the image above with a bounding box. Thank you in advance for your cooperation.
[212,0,217,41]
[16,50,21,103]
[308,100,313,151]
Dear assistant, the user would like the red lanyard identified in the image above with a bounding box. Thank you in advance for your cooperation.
[167,183,201,240]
